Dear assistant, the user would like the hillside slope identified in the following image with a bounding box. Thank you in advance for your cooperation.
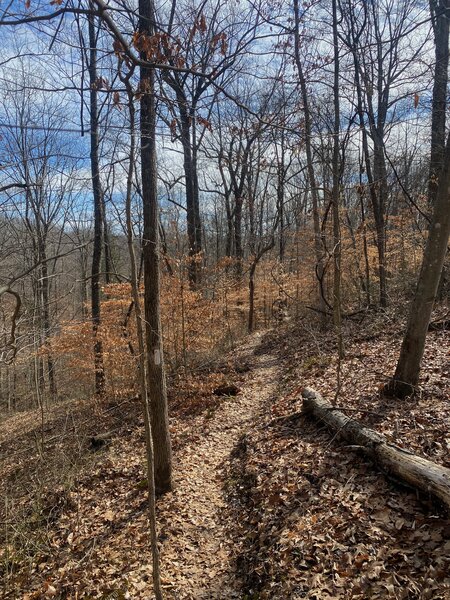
[1,316,449,599]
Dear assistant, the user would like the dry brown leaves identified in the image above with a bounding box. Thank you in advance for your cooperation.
[225,314,449,599]
[2,312,449,599]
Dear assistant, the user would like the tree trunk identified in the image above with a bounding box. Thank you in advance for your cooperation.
[88,5,105,396]
[178,100,202,287]
[384,133,450,397]
[428,0,449,206]
[359,181,371,306]
[124,79,164,600]
[234,195,244,278]
[39,238,57,400]
[139,0,173,495]
[225,194,233,258]
[372,142,388,307]
[248,261,256,333]
[429,0,449,298]
[332,0,344,359]
[293,0,326,319]
[102,207,113,284]
[351,50,382,308]
[277,141,286,263]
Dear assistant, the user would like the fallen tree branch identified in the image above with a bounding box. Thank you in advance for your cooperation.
[428,317,450,331]
[305,305,370,320]
[301,387,450,509]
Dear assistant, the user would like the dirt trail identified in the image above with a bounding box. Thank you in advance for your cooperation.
[159,331,278,599]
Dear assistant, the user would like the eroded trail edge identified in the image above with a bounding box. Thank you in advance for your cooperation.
[159,332,278,599]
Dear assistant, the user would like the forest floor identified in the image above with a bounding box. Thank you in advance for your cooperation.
[1,309,449,599]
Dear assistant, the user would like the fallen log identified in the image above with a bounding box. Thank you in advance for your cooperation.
[428,317,450,331]
[301,388,450,509]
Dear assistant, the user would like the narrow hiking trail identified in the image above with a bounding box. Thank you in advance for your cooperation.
[3,330,281,599]
[4,325,449,599]
[158,331,279,599]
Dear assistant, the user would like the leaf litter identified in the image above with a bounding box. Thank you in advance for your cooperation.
[1,314,449,599]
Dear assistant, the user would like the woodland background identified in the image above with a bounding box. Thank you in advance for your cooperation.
[0,0,449,597]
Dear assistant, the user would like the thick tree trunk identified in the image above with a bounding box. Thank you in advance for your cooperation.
[139,0,173,495]
[385,133,450,398]
[302,388,450,509]
[428,0,449,206]
[429,0,449,298]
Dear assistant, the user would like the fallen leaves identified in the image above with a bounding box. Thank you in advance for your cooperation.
[1,320,449,599]
[225,320,450,599]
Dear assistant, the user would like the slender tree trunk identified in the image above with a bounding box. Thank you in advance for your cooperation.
[79,246,88,318]
[277,160,285,262]
[372,141,388,307]
[371,0,389,307]
[234,195,244,278]
[293,0,326,318]
[124,82,164,600]
[359,186,371,306]
[248,261,257,333]
[88,5,105,395]
[347,11,386,308]
[191,114,202,264]
[39,238,57,400]
[102,207,112,284]
[225,195,233,258]
[331,0,344,360]
[385,133,450,397]
[178,101,202,287]
[139,0,173,495]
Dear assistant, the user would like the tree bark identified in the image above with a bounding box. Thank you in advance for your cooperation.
[248,261,257,333]
[302,388,450,509]
[332,0,344,359]
[428,0,449,206]
[384,133,450,398]
[88,4,105,396]
[139,0,173,495]
[124,75,164,599]
[293,0,326,319]
[178,99,202,287]
[234,195,244,278]
[38,236,57,400]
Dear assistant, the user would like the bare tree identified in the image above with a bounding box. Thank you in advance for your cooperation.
[138,0,173,495]
[87,4,106,395]
[385,133,450,397]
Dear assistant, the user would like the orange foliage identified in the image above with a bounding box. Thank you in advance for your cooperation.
[45,213,424,399]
